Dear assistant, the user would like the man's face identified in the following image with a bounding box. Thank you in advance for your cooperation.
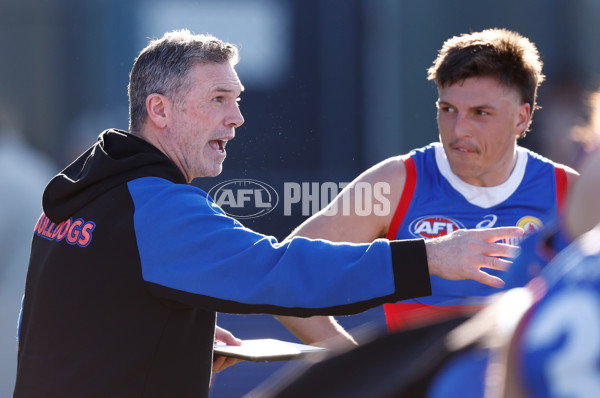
[167,62,244,180]
[437,76,530,186]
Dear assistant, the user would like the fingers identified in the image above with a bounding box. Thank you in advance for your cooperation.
[424,227,522,285]
[482,242,521,259]
[449,256,511,287]
[471,270,505,288]
[461,256,510,288]
[477,226,524,242]
[213,355,243,373]
[479,256,512,272]
[212,355,226,373]
[215,325,242,346]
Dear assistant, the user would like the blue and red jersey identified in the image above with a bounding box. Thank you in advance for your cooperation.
[384,143,569,331]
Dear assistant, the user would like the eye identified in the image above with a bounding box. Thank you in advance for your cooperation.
[475,109,489,116]
[439,105,455,113]
[212,96,224,103]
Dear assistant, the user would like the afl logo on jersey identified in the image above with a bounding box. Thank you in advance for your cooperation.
[408,215,465,239]
[517,216,543,234]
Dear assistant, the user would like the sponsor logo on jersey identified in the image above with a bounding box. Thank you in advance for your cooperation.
[517,216,544,234]
[501,216,544,246]
[34,213,96,247]
[408,215,465,239]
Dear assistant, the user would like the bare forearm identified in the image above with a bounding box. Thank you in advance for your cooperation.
[276,315,358,348]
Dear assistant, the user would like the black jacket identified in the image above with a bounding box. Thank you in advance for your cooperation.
[14,129,431,398]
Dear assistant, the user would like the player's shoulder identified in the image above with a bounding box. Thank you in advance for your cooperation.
[364,143,436,180]
[352,144,440,190]
[360,154,409,185]
[519,146,576,170]
[518,145,579,181]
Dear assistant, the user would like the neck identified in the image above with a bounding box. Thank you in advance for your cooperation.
[136,127,192,183]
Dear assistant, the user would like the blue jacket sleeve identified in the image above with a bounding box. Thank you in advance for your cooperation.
[128,177,431,316]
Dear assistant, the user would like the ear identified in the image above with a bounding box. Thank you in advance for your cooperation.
[145,93,171,129]
[515,102,531,136]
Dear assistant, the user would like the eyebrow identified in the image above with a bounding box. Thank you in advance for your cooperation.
[213,84,245,94]
[437,100,497,110]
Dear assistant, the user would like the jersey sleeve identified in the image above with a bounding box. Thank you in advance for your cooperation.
[127,177,431,316]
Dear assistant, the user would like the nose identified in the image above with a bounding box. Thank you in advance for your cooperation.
[453,112,471,138]
[226,103,245,128]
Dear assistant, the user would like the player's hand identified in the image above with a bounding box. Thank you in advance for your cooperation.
[213,325,243,373]
[424,227,524,288]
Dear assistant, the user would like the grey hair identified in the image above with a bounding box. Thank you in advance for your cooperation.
[128,29,239,134]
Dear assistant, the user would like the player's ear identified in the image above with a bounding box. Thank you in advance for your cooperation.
[515,102,531,136]
[145,93,172,129]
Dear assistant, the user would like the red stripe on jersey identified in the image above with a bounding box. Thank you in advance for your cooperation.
[383,302,483,332]
[554,166,568,212]
[386,156,417,240]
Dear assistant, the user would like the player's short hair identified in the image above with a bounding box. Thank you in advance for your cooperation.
[128,29,239,134]
[428,28,544,134]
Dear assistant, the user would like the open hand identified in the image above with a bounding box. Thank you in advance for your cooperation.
[424,227,524,288]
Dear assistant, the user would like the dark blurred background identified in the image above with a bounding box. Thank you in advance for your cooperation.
[1,0,599,396]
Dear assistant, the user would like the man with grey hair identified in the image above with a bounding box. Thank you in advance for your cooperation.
[14,30,521,398]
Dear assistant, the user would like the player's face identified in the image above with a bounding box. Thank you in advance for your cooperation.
[437,76,530,186]
[167,62,244,181]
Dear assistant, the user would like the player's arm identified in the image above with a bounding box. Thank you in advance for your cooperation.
[286,156,407,243]
[276,157,408,347]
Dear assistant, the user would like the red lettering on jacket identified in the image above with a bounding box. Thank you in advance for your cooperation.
[35,213,96,248]
[55,219,71,241]
[77,222,96,247]
[36,215,49,235]
[34,214,46,234]
[67,219,83,245]
[42,220,56,238]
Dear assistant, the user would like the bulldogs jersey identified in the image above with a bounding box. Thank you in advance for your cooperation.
[384,143,568,330]
[517,225,600,397]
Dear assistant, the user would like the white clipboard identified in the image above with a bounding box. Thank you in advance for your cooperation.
[214,338,329,362]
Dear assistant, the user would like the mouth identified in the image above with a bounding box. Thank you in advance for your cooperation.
[209,139,228,155]
[449,141,478,155]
